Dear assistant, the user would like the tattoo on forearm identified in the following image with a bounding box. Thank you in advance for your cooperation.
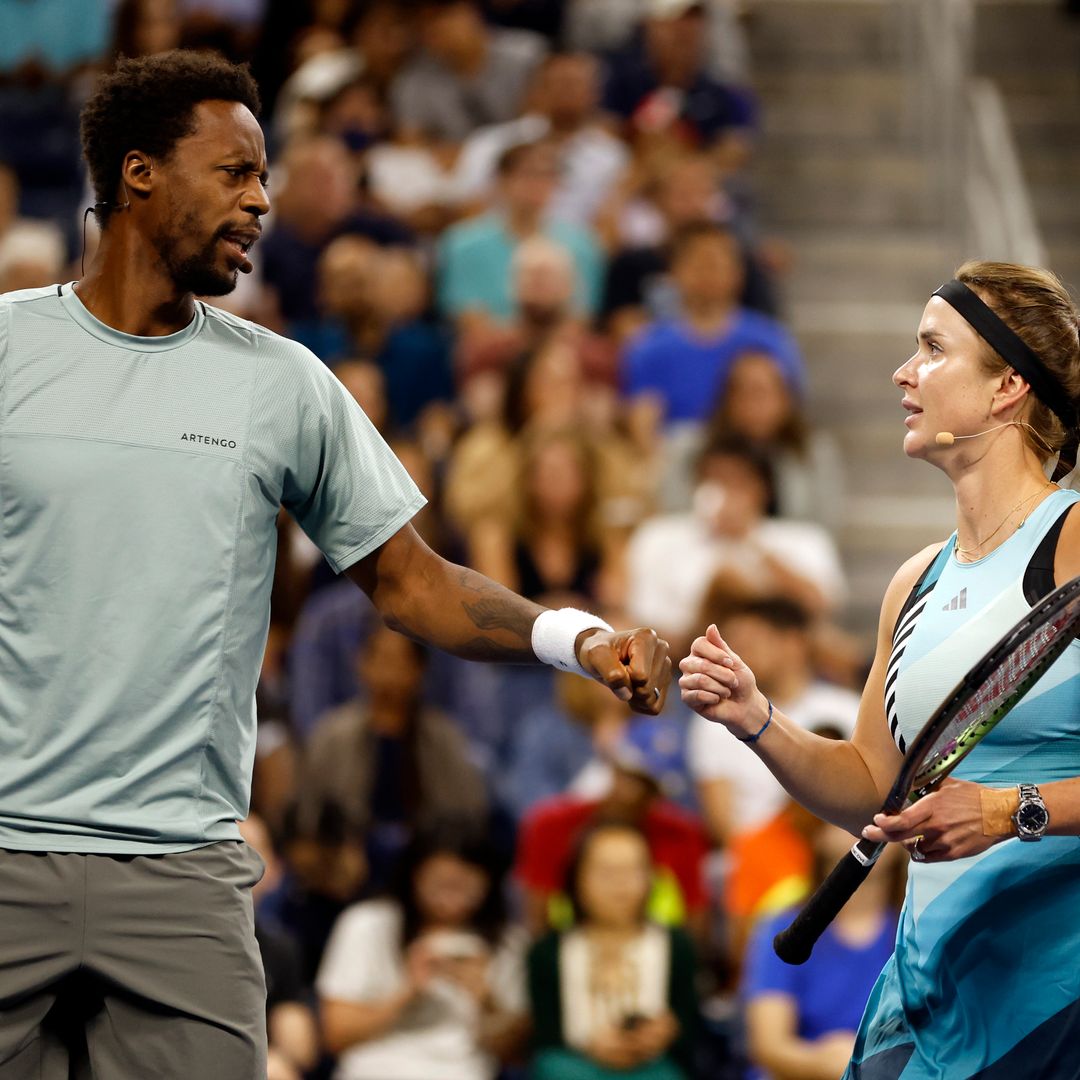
[457,637,534,662]
[454,567,540,658]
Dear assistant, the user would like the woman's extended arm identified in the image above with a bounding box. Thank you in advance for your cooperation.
[679,545,940,834]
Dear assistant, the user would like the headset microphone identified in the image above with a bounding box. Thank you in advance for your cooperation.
[935,422,1055,452]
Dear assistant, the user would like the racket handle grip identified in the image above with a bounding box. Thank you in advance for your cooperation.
[772,840,882,965]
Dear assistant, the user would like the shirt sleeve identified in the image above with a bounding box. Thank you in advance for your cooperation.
[567,229,605,318]
[526,934,564,1050]
[257,924,307,1008]
[435,228,474,319]
[620,330,656,399]
[317,904,402,1002]
[489,928,529,1014]
[390,65,433,135]
[666,928,700,1073]
[759,522,848,610]
[742,911,799,1000]
[278,351,426,574]
[753,320,805,396]
[686,713,735,782]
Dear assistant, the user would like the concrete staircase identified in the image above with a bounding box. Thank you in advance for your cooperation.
[975,2,1080,298]
[747,0,958,635]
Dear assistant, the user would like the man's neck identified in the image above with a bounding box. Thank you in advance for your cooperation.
[504,207,542,239]
[546,114,586,138]
[344,310,389,354]
[682,298,734,336]
[368,702,410,737]
[76,232,195,337]
[447,35,487,78]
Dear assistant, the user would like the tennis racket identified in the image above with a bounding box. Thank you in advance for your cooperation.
[773,573,1080,965]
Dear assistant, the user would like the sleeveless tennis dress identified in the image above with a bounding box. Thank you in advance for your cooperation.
[846,487,1080,1080]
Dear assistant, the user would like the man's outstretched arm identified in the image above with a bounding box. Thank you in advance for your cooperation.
[346,522,670,715]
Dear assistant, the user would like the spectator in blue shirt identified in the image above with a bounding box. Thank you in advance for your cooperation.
[741,822,904,1080]
[437,139,605,326]
[621,221,803,426]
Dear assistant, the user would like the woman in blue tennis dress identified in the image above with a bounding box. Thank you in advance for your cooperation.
[679,260,1080,1079]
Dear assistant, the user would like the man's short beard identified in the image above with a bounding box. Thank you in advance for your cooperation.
[172,245,238,297]
[155,212,238,298]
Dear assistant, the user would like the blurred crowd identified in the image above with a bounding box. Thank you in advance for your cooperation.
[0,1,904,1078]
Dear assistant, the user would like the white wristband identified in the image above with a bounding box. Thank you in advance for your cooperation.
[531,607,614,678]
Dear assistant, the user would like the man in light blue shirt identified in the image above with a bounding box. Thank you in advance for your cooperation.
[0,50,669,1078]
[437,138,605,322]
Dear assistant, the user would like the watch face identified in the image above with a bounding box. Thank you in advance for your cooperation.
[1017,801,1049,833]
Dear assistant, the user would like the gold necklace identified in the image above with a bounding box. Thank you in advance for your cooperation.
[955,481,1054,562]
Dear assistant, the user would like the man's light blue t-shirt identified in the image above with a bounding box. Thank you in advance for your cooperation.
[0,284,425,853]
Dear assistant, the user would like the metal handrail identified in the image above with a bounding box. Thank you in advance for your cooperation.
[897,0,1046,266]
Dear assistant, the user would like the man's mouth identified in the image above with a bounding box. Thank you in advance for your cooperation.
[220,229,259,272]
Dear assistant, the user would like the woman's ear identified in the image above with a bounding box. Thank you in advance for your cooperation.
[991,368,1032,419]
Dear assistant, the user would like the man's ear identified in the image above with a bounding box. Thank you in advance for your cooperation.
[119,151,155,202]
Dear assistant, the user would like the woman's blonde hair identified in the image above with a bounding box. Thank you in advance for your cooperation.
[955,261,1080,477]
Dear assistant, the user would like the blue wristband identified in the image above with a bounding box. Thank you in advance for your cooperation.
[737,698,773,744]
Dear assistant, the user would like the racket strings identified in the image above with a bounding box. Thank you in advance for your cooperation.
[910,603,1080,790]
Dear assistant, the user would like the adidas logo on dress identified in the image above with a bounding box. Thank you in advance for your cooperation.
[942,588,967,611]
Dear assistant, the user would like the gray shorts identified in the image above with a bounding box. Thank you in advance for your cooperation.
[0,841,268,1079]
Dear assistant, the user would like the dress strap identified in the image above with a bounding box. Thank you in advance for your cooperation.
[1023,502,1078,604]
[891,538,955,642]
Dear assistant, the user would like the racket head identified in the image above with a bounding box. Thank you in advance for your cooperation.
[888,574,1080,809]
[773,574,1080,966]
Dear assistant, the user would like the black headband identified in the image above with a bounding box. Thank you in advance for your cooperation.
[932,279,1076,431]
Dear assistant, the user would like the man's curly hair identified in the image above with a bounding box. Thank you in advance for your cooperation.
[80,50,261,226]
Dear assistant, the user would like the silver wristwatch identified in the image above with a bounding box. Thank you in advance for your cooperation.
[1012,783,1049,842]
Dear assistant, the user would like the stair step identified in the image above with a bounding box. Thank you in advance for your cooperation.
[749,0,901,71]
[779,233,948,304]
[1028,182,1080,228]
[756,71,917,144]
[975,2,1080,71]
[1044,244,1080,299]
[753,151,934,228]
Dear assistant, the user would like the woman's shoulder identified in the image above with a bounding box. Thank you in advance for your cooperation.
[884,541,949,615]
[1053,490,1080,581]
